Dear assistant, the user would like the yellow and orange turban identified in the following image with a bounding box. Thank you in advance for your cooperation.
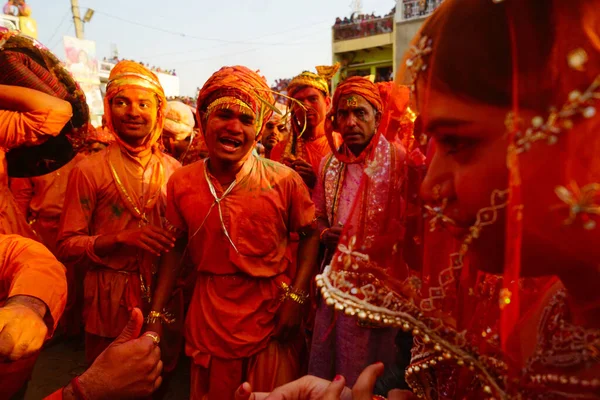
[163,101,196,141]
[287,63,340,98]
[196,65,274,137]
[103,60,167,153]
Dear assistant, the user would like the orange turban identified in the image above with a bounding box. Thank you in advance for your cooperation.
[331,76,383,114]
[103,60,167,154]
[325,76,384,164]
[196,65,274,138]
[163,101,196,141]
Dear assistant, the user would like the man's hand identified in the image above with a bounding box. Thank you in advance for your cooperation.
[74,308,163,400]
[272,299,303,342]
[116,226,175,256]
[321,226,344,250]
[291,159,317,189]
[0,296,47,361]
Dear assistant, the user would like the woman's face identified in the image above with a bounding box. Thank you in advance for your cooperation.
[418,86,510,274]
[418,83,600,277]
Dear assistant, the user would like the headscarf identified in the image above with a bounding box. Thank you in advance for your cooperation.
[325,76,384,164]
[286,63,340,98]
[318,0,600,398]
[163,101,195,141]
[104,60,166,154]
[196,65,274,139]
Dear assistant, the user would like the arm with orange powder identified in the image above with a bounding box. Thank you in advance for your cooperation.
[145,176,188,337]
[274,172,319,341]
[0,84,73,149]
[0,234,67,361]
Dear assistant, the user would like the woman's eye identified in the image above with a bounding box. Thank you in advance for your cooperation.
[438,135,478,155]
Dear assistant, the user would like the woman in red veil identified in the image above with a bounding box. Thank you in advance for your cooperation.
[313,0,600,399]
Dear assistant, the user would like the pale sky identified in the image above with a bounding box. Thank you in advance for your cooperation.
[29,0,396,96]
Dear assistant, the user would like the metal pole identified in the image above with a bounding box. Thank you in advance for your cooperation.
[70,0,84,39]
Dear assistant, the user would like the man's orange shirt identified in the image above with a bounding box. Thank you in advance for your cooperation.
[166,155,315,363]
[10,153,86,253]
[57,143,180,338]
[0,108,72,240]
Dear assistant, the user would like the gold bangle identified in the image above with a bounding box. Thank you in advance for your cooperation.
[146,309,176,325]
[319,228,331,242]
[280,282,309,305]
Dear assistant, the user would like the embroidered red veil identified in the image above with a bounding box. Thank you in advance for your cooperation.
[317,0,600,398]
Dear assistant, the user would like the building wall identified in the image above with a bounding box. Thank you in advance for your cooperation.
[394,19,424,79]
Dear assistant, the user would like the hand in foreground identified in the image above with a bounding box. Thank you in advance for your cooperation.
[0,295,47,361]
[117,226,175,256]
[291,159,317,189]
[73,308,163,400]
[234,375,352,400]
[235,363,417,400]
[351,363,416,400]
[272,298,303,342]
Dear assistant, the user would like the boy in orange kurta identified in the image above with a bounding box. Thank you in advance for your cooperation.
[147,66,320,400]
[57,61,180,364]
[0,234,67,398]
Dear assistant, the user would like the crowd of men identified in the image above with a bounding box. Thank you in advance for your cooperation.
[4,0,598,398]
[0,27,409,399]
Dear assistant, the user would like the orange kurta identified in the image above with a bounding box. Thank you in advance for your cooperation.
[10,153,86,254]
[0,108,72,240]
[166,154,315,363]
[56,143,180,339]
[0,234,67,398]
